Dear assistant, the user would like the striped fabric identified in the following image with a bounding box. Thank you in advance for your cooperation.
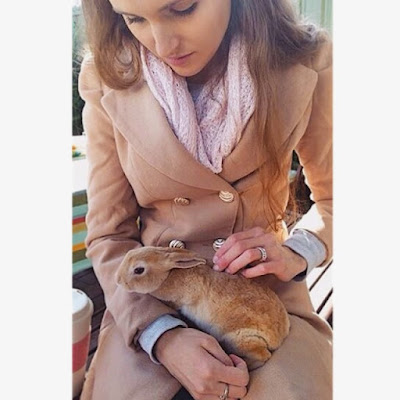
[73,190,91,274]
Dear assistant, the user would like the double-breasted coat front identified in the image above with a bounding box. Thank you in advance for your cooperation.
[78,40,333,400]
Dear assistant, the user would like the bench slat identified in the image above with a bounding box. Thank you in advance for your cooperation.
[306,259,333,291]
[318,291,333,325]
[309,264,333,314]
[73,278,104,301]
[89,328,100,356]
[91,306,106,332]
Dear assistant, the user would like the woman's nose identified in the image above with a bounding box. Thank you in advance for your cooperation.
[151,25,180,58]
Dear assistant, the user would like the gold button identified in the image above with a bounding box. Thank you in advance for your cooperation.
[169,239,186,249]
[212,238,226,251]
[174,197,190,206]
[218,191,234,203]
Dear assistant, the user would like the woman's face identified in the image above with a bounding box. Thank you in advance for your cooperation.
[109,0,232,81]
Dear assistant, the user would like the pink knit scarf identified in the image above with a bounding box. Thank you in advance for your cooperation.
[140,35,255,173]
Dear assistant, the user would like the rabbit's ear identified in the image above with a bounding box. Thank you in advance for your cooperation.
[175,258,207,269]
[166,250,207,269]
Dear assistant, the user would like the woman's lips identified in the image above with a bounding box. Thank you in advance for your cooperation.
[165,52,194,67]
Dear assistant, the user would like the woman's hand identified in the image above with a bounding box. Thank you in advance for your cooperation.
[213,227,307,281]
[154,328,249,400]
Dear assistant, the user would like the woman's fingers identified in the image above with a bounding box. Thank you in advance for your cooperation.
[189,349,248,399]
[214,227,265,260]
[240,261,279,279]
[229,354,248,369]
[198,383,246,400]
[212,228,309,281]
[214,237,265,272]
[221,354,249,386]
[211,355,249,400]
[156,329,247,399]
[220,247,263,274]
[212,382,247,400]
[214,229,276,275]
[217,363,249,389]
[202,335,234,367]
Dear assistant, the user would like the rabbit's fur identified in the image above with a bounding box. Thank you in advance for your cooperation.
[116,246,290,370]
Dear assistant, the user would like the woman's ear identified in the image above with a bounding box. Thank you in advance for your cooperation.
[165,249,207,269]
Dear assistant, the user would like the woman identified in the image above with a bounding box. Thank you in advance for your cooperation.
[78,0,333,399]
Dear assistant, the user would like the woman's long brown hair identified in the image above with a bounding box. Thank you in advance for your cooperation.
[81,0,328,231]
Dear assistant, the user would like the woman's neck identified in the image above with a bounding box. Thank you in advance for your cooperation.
[186,59,217,85]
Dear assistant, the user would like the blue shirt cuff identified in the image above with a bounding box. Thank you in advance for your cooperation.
[283,229,327,281]
[138,314,188,364]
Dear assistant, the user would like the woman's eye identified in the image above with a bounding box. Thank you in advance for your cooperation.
[171,2,198,16]
[125,15,145,25]
[123,2,197,25]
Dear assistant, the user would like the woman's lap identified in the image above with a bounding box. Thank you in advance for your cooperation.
[168,314,332,400]
[82,312,332,400]
[244,314,332,400]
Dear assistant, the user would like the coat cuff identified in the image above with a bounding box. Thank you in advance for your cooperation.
[138,314,188,364]
[283,229,327,281]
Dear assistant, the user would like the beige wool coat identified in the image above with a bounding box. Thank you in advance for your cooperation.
[78,40,333,400]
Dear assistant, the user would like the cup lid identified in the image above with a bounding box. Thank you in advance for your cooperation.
[72,288,94,322]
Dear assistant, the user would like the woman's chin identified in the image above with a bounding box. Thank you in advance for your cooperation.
[169,65,203,79]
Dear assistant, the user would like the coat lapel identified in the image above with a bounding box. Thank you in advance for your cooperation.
[101,62,317,188]
[220,63,318,183]
[101,80,229,191]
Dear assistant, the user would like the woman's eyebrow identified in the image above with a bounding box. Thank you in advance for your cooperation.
[113,0,187,16]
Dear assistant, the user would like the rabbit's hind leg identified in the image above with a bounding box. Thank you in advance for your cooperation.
[220,329,272,371]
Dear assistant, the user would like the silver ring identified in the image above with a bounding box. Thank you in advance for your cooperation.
[257,246,268,262]
[219,384,229,400]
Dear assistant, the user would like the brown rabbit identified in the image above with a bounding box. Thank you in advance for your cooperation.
[116,246,290,370]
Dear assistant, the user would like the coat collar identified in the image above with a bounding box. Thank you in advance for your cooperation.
[101,62,317,190]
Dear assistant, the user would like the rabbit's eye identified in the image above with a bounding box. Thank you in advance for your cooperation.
[134,267,145,275]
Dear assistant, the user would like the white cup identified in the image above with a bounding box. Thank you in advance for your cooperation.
[72,288,94,397]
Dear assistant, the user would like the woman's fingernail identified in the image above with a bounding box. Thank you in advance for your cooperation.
[213,256,218,263]
[213,264,220,271]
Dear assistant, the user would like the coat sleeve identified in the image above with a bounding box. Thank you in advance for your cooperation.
[78,56,180,349]
[292,40,333,263]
